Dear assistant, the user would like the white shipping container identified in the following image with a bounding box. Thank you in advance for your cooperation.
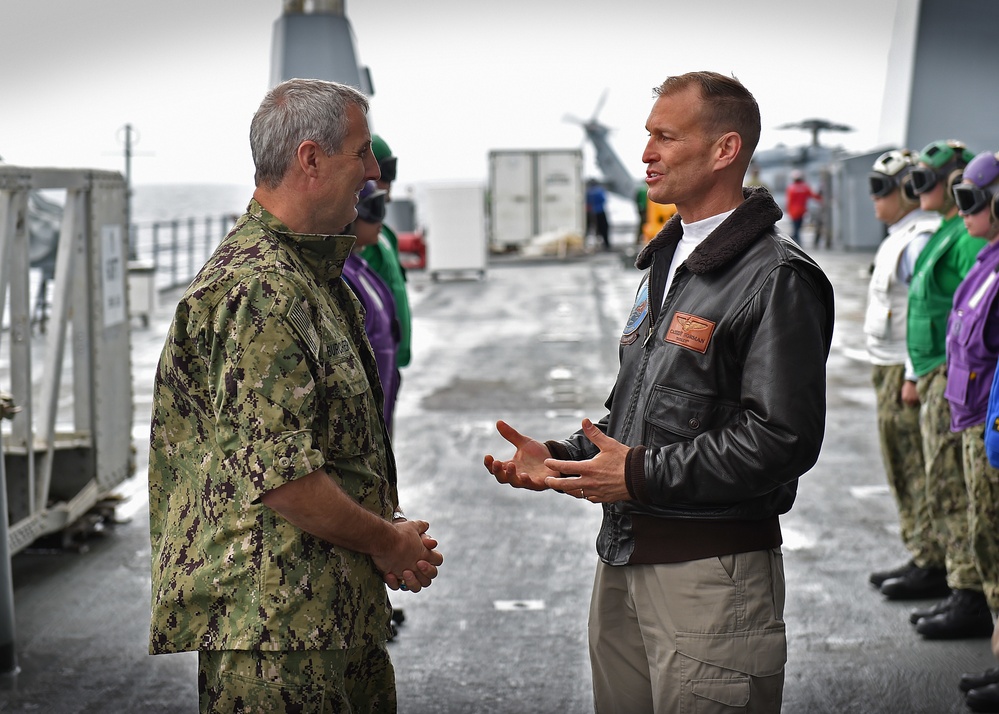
[536,150,584,236]
[488,149,583,249]
[489,152,534,248]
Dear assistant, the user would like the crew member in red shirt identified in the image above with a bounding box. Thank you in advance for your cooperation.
[786,169,821,245]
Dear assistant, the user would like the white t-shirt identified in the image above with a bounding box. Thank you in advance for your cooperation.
[662,209,736,306]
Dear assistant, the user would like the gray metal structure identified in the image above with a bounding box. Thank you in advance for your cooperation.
[827,0,999,249]
[809,0,999,251]
[0,167,134,672]
[829,149,890,250]
[269,0,373,93]
[882,0,999,158]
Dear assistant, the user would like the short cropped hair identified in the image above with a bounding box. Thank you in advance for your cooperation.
[250,78,370,189]
[654,72,761,160]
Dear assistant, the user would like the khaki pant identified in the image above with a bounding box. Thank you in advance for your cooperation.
[198,645,395,714]
[589,550,786,714]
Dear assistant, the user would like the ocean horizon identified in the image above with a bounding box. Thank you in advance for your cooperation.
[130,183,255,225]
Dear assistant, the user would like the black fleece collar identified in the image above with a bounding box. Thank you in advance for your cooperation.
[635,187,784,273]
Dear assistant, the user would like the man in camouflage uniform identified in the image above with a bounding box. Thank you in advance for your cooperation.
[863,150,940,590]
[148,78,443,713]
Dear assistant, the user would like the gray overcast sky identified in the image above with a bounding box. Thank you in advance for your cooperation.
[1,0,901,191]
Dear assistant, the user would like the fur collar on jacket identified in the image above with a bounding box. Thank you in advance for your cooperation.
[635,187,784,274]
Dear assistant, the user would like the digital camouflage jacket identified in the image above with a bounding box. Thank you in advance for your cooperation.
[148,199,397,654]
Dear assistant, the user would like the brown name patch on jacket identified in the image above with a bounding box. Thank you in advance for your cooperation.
[664,311,715,353]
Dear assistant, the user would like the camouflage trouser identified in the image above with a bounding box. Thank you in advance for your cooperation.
[198,645,396,714]
[917,364,979,590]
[963,425,999,610]
[872,364,931,562]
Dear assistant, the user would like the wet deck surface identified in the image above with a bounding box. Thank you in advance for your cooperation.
[0,228,992,713]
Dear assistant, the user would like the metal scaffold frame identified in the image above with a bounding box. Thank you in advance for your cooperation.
[0,166,135,675]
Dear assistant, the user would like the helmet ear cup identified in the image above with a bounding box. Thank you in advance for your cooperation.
[948,169,965,194]
[992,192,999,223]
[943,169,965,210]
[900,173,919,210]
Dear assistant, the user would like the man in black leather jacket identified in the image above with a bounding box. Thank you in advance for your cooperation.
[485,71,834,714]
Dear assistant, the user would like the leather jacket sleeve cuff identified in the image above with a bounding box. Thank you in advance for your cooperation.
[544,440,581,477]
[544,440,570,461]
[624,445,648,502]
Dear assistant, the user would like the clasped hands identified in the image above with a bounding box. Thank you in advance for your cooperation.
[378,517,443,594]
[483,418,631,503]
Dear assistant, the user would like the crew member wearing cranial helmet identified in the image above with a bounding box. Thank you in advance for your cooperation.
[864,149,942,596]
[371,134,397,198]
[360,134,412,371]
[953,151,999,712]
[885,140,990,642]
[343,180,401,432]
[909,139,977,214]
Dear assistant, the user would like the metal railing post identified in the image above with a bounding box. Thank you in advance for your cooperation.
[204,216,212,266]
[187,217,196,285]
[170,219,179,289]
[0,428,19,678]
[0,188,19,679]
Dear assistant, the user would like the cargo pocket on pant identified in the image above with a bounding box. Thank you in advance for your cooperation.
[211,671,325,713]
[676,627,786,712]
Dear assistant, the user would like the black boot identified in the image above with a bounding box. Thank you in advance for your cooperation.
[915,589,993,639]
[961,666,999,693]
[879,564,950,600]
[909,590,956,625]
[967,683,999,713]
[869,560,917,589]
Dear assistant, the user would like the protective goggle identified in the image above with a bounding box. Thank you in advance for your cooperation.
[870,171,918,200]
[356,191,387,224]
[909,165,942,195]
[953,183,993,217]
[868,172,897,198]
[867,171,911,198]
[378,156,398,184]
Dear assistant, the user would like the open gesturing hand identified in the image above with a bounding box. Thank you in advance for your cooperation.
[483,420,558,491]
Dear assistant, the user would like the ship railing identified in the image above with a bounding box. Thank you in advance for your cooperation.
[127,214,239,293]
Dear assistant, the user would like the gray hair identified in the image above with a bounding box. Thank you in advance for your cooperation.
[250,78,370,189]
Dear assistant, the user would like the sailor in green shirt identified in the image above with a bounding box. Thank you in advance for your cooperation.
[882,141,990,643]
[907,212,985,374]
[360,134,413,368]
[148,79,443,713]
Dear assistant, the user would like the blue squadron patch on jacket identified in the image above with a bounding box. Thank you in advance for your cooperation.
[621,279,649,345]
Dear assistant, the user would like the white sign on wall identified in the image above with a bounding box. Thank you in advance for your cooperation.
[101,224,126,328]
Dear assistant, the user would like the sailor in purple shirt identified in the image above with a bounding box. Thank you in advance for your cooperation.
[343,181,401,433]
[945,151,999,710]
[945,239,999,430]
